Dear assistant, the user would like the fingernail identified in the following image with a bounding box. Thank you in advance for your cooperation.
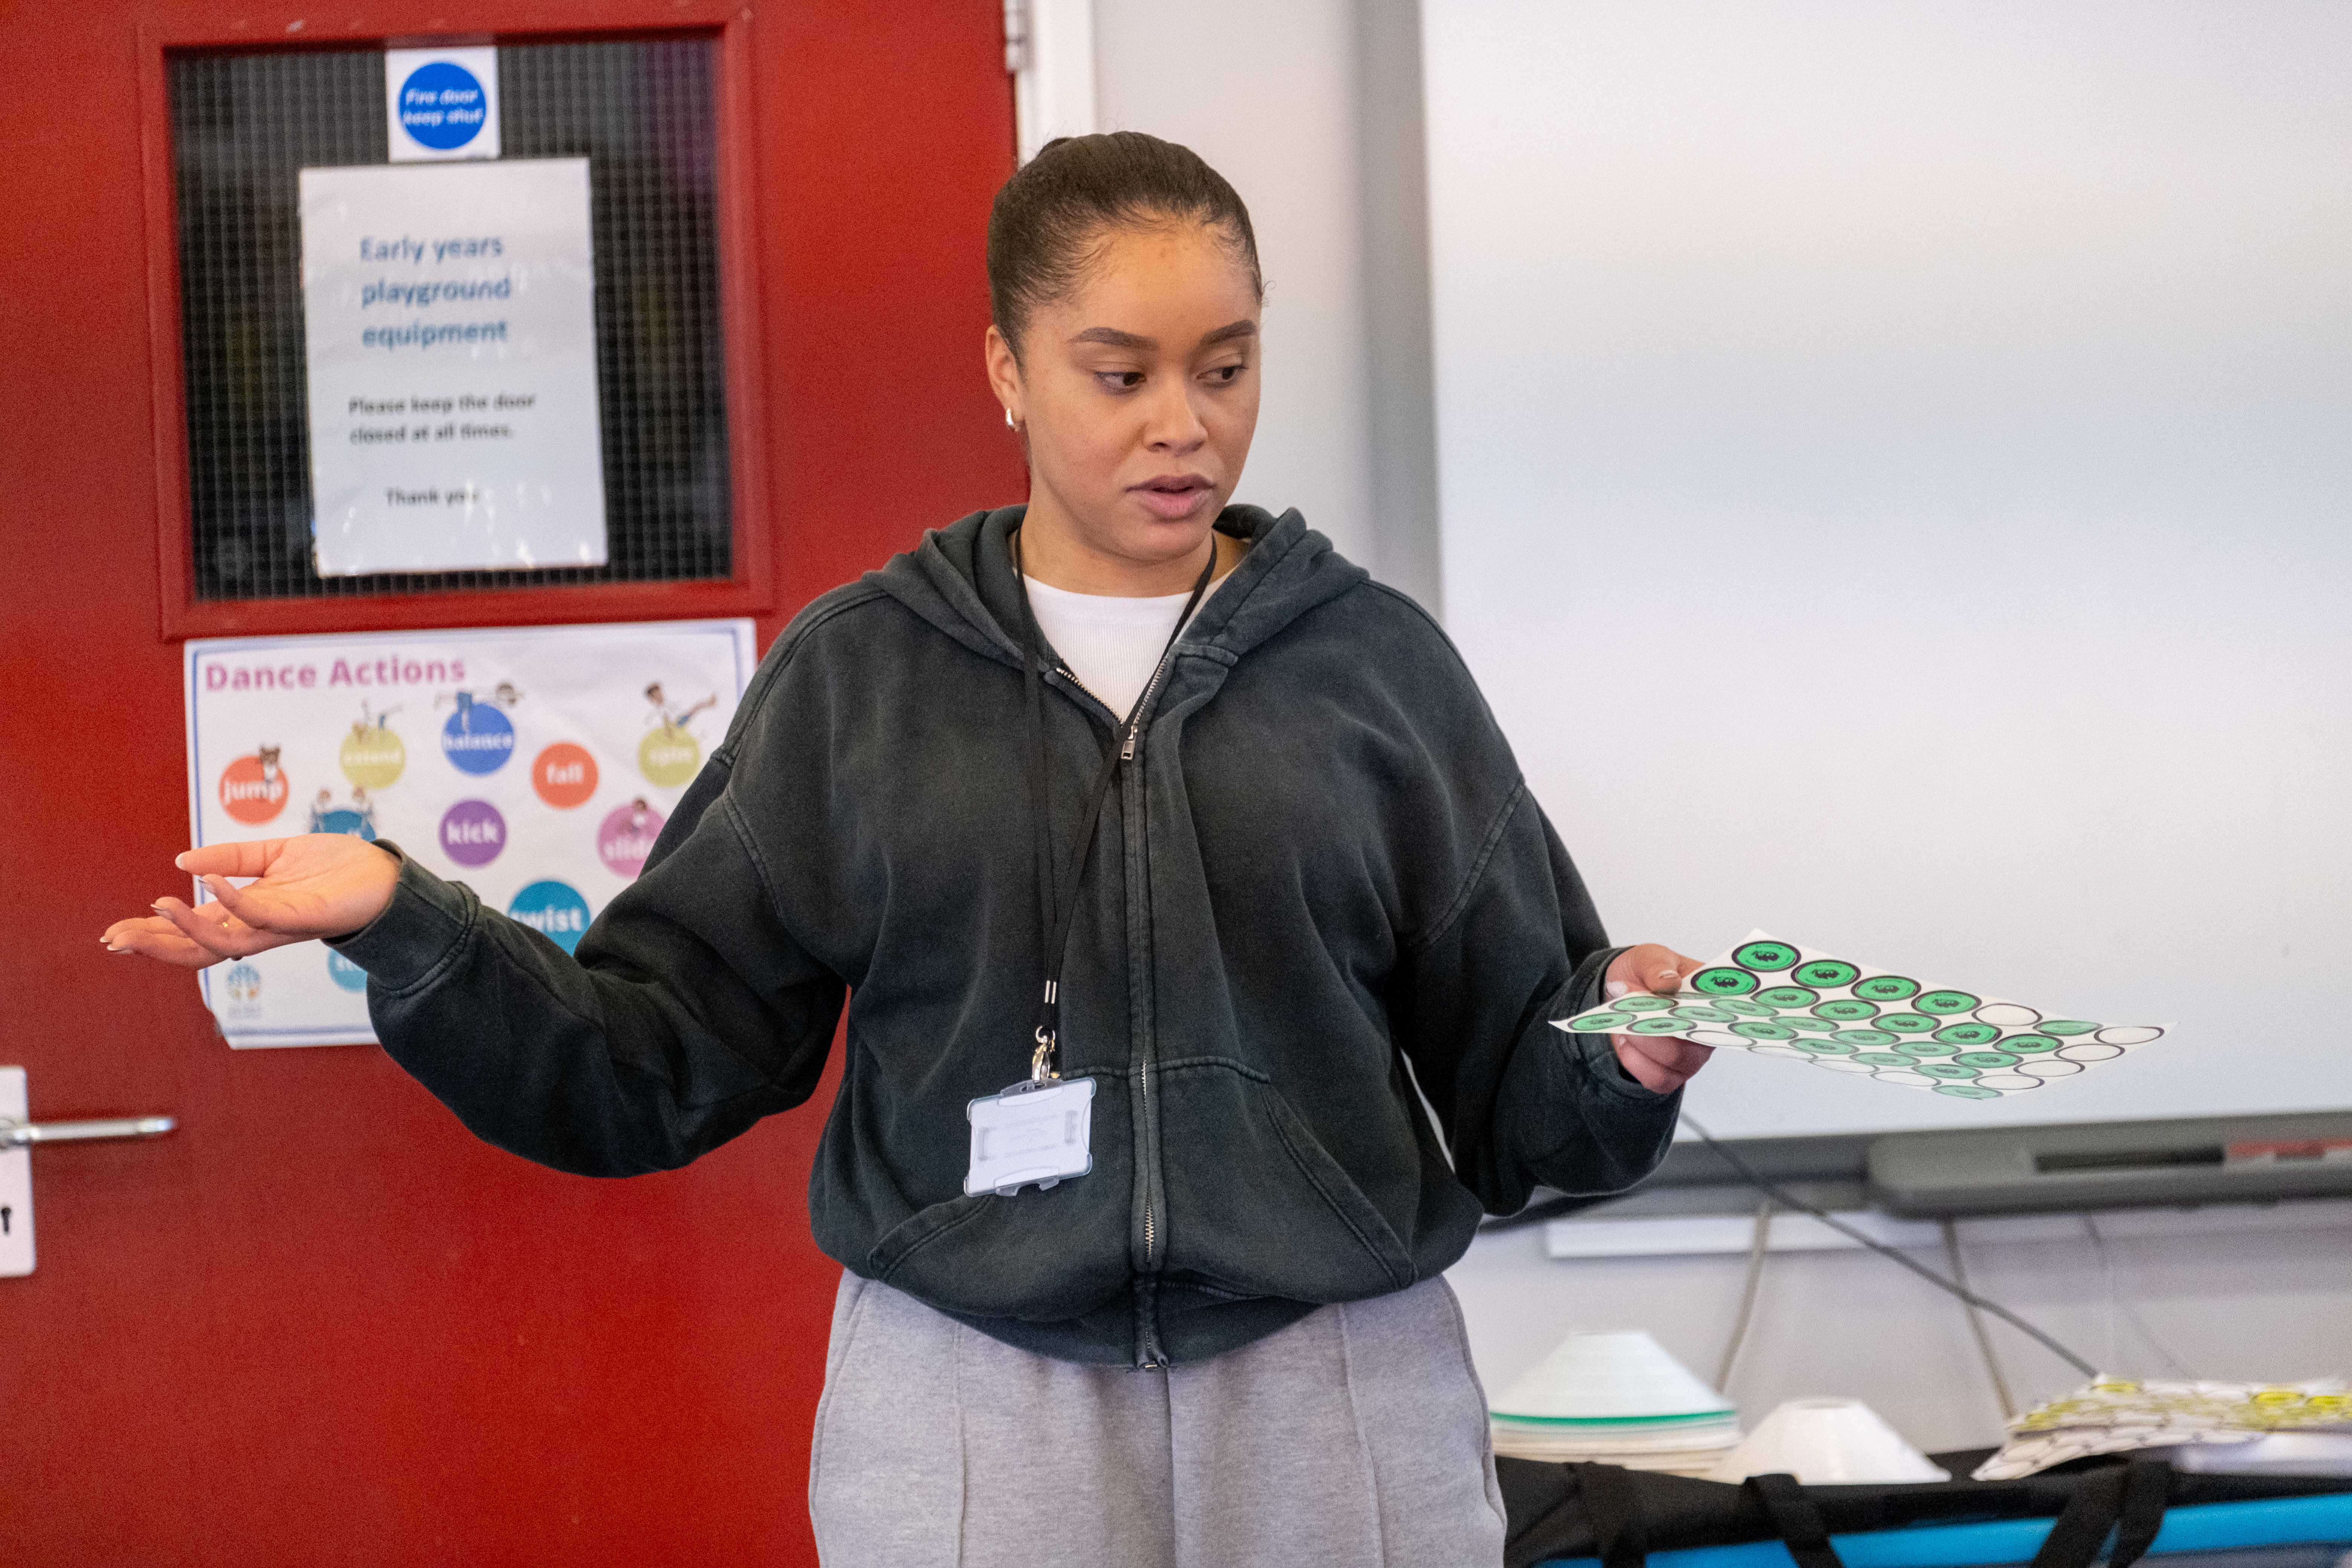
[106,943,129,954]
[1604,980,1628,998]
[173,853,190,871]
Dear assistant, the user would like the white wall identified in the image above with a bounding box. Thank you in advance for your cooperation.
[1092,0,1441,606]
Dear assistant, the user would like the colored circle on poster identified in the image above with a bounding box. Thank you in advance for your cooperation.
[1854,975,1921,1003]
[312,807,378,842]
[1793,1038,1857,1055]
[1934,1084,2002,1100]
[1834,1029,1899,1046]
[1894,1038,1958,1056]
[397,61,488,150]
[1730,1021,1797,1041]
[1975,1002,2043,1029]
[1793,959,1859,989]
[2003,1034,2062,1054]
[1853,1052,1913,1066]
[1570,1013,1632,1033]
[439,799,507,868]
[326,949,369,992]
[1916,1062,1980,1080]
[1877,1013,1939,1035]
[1954,1051,2021,1069]
[640,727,701,787]
[597,800,666,878]
[442,702,516,775]
[508,880,591,954]
[1669,1004,1738,1022]
[1915,990,1980,1015]
[1933,1021,2001,1045]
[1713,997,1775,1017]
[1732,940,1800,971]
[2039,1019,2099,1036]
[339,729,406,789]
[1615,994,1675,1013]
[219,754,290,824]
[1784,1017,1840,1033]
[2095,1026,2164,1046]
[533,742,599,808]
[1755,986,1819,1009]
[1627,1017,1689,1036]
[1690,967,1758,997]
[1813,998,1878,1021]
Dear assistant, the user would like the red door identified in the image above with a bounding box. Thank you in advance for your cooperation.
[0,3,1021,1561]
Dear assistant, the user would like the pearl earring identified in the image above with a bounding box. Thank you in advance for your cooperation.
[1004,407,1018,429]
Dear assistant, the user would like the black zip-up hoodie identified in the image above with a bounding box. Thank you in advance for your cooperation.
[333,505,1679,1367]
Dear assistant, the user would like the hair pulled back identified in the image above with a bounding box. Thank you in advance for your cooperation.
[986,131,1263,356]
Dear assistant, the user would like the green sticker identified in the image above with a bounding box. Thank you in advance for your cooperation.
[1628,1017,1689,1035]
[1570,1013,1632,1032]
[1784,1017,1841,1033]
[1853,1052,1913,1066]
[1792,959,1860,989]
[2002,1034,2061,1054]
[1690,967,1760,997]
[1616,994,1676,1012]
[2040,1020,2099,1036]
[1934,1084,2001,1100]
[1730,1021,1798,1041]
[1894,1038,1958,1057]
[1713,998,1775,1017]
[1934,1022,2001,1046]
[1916,990,1981,1016]
[1813,998,1879,1021]
[1877,1013,1939,1034]
[1732,940,1801,971]
[1793,1037,1857,1055]
[1853,975,1922,1003]
[1917,1062,1981,1080]
[1670,1005,1738,1022]
[1755,986,1820,1009]
[1954,1051,2021,1068]
[1834,1029,1899,1046]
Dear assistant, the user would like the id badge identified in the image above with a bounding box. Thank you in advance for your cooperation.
[965,1075,1096,1197]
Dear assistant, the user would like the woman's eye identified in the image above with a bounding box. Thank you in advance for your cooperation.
[1095,370,1144,390]
[1205,363,1246,384]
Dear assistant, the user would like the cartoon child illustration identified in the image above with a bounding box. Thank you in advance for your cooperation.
[350,701,401,739]
[439,683,523,733]
[257,744,282,786]
[643,681,717,735]
[307,786,379,841]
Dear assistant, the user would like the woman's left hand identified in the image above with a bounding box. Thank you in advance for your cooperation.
[1603,943,1715,1093]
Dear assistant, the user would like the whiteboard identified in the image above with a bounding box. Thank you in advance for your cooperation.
[1421,0,2352,1136]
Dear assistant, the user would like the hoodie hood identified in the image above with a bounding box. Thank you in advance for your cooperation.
[867,504,1371,676]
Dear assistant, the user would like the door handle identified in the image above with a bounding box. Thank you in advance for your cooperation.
[0,1116,175,1149]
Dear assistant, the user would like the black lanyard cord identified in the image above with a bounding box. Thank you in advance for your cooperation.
[1011,528,1218,1081]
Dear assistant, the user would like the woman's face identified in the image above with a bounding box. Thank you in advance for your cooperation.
[986,219,1262,575]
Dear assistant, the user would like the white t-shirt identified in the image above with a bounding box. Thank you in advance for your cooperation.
[1023,573,1228,720]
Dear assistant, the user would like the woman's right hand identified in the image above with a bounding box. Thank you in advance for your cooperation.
[101,835,402,968]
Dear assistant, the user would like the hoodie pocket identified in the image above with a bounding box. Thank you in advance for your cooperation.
[864,1180,1132,1322]
[1155,1061,1417,1301]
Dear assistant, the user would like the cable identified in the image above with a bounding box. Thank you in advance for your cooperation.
[2081,1214,2197,1378]
[1716,1196,1775,1392]
[1680,1114,2098,1380]
[1942,1217,2018,1418]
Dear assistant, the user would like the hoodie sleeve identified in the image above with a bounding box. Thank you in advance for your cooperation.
[1390,784,1682,1217]
[327,697,846,1179]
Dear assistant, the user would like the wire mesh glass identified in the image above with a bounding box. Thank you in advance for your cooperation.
[168,38,732,601]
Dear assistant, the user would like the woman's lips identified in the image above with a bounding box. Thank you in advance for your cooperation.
[1131,476,1213,521]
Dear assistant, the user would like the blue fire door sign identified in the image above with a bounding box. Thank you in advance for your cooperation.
[386,46,501,162]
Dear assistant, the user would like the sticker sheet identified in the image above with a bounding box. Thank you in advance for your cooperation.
[1556,932,2166,1100]
[1975,1378,2352,1479]
[186,620,756,1047]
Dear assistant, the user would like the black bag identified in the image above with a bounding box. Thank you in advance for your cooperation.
[1499,1451,2352,1568]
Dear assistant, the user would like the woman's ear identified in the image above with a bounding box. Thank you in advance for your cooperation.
[983,324,1025,428]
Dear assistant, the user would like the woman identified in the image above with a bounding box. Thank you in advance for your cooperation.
[108,132,1712,1566]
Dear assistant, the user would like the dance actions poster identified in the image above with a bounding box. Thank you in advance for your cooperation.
[184,620,756,1047]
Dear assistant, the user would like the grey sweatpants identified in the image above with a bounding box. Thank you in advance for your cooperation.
[808,1272,1507,1567]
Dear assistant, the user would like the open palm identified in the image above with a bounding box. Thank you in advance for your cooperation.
[102,835,401,969]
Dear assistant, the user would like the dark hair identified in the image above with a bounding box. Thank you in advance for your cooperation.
[986,131,1263,355]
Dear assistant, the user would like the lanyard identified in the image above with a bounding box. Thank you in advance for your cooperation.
[1011,529,1218,1084]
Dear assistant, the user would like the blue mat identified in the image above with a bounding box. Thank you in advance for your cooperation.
[1539,1491,2352,1568]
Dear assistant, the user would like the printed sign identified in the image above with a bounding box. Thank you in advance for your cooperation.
[184,621,756,1047]
[299,158,605,576]
[385,46,501,162]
